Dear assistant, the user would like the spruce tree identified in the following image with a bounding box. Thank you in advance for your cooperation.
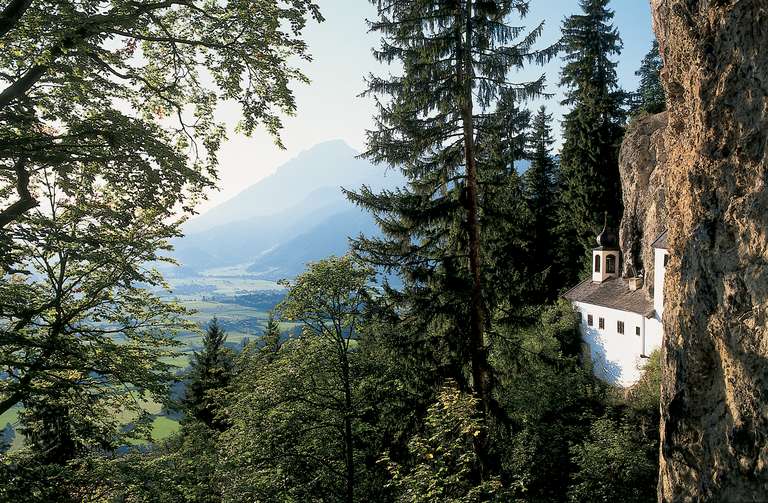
[523,106,559,302]
[557,0,626,284]
[476,92,537,313]
[630,40,666,116]
[348,1,557,419]
[17,386,119,467]
[492,91,533,171]
[261,311,282,361]
[184,317,233,431]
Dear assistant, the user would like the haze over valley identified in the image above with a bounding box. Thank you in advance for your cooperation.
[168,140,402,284]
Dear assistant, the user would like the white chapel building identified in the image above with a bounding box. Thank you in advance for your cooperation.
[564,225,669,387]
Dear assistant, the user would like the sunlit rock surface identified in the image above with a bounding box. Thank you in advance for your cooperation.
[651,1,768,500]
[618,111,668,297]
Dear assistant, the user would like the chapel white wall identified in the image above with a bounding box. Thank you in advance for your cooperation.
[572,302,657,387]
[654,247,668,316]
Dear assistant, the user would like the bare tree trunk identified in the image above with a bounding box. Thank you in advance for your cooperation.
[0,389,24,417]
[651,1,768,500]
[457,0,491,420]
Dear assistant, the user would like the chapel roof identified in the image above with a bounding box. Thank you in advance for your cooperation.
[563,276,653,315]
[652,230,668,250]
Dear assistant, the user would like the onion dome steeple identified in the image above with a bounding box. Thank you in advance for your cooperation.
[591,214,620,283]
[595,213,618,249]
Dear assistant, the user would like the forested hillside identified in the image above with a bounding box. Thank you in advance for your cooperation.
[0,0,763,502]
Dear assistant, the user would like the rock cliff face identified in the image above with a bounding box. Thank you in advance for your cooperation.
[650,1,768,501]
[618,111,668,296]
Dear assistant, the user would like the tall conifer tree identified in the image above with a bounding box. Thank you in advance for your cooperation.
[476,92,537,313]
[348,1,557,417]
[261,311,282,362]
[184,317,233,431]
[630,40,666,116]
[557,0,625,282]
[523,106,559,301]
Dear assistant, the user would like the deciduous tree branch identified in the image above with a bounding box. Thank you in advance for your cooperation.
[0,1,182,110]
[0,157,37,228]
[0,0,32,39]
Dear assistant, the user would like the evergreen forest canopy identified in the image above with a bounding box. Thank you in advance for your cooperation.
[0,1,673,502]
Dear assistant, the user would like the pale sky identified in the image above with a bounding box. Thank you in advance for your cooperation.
[200,0,655,214]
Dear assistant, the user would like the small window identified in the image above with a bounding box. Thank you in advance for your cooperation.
[617,321,624,334]
[594,255,601,273]
[636,326,641,336]
[598,317,605,330]
[577,312,583,323]
[664,254,669,267]
[606,254,616,274]
[588,315,593,327]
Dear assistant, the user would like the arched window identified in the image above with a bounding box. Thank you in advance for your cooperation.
[594,255,601,273]
[606,254,616,274]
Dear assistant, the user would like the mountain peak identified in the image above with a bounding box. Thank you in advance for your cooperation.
[184,139,397,234]
[301,138,357,153]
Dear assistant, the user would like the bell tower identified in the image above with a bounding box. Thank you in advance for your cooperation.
[592,216,619,283]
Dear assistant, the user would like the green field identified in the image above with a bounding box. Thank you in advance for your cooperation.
[162,354,192,369]
[151,416,181,440]
[0,406,19,427]
[113,395,165,424]
[165,275,281,300]
[2,278,288,453]
[0,406,23,451]
[177,300,269,349]
[125,416,181,446]
[179,298,296,349]
[184,299,269,323]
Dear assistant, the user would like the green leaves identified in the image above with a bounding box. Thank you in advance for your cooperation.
[0,0,323,235]
[278,255,374,342]
[568,417,657,503]
[216,257,376,502]
[219,335,350,502]
[0,0,322,466]
[383,382,508,503]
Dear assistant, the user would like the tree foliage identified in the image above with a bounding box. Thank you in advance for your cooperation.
[568,417,657,503]
[382,383,508,503]
[261,310,282,360]
[218,256,375,503]
[522,106,560,301]
[630,40,666,116]
[0,173,188,418]
[557,0,626,282]
[0,0,322,415]
[0,0,323,496]
[184,317,233,431]
[0,0,322,232]
[348,0,559,425]
[488,301,606,499]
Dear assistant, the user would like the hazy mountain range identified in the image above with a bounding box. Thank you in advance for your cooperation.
[171,140,402,279]
[170,139,532,281]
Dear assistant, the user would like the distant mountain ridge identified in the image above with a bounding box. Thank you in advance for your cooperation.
[171,141,536,279]
[171,140,403,278]
[245,207,380,279]
[184,140,399,234]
